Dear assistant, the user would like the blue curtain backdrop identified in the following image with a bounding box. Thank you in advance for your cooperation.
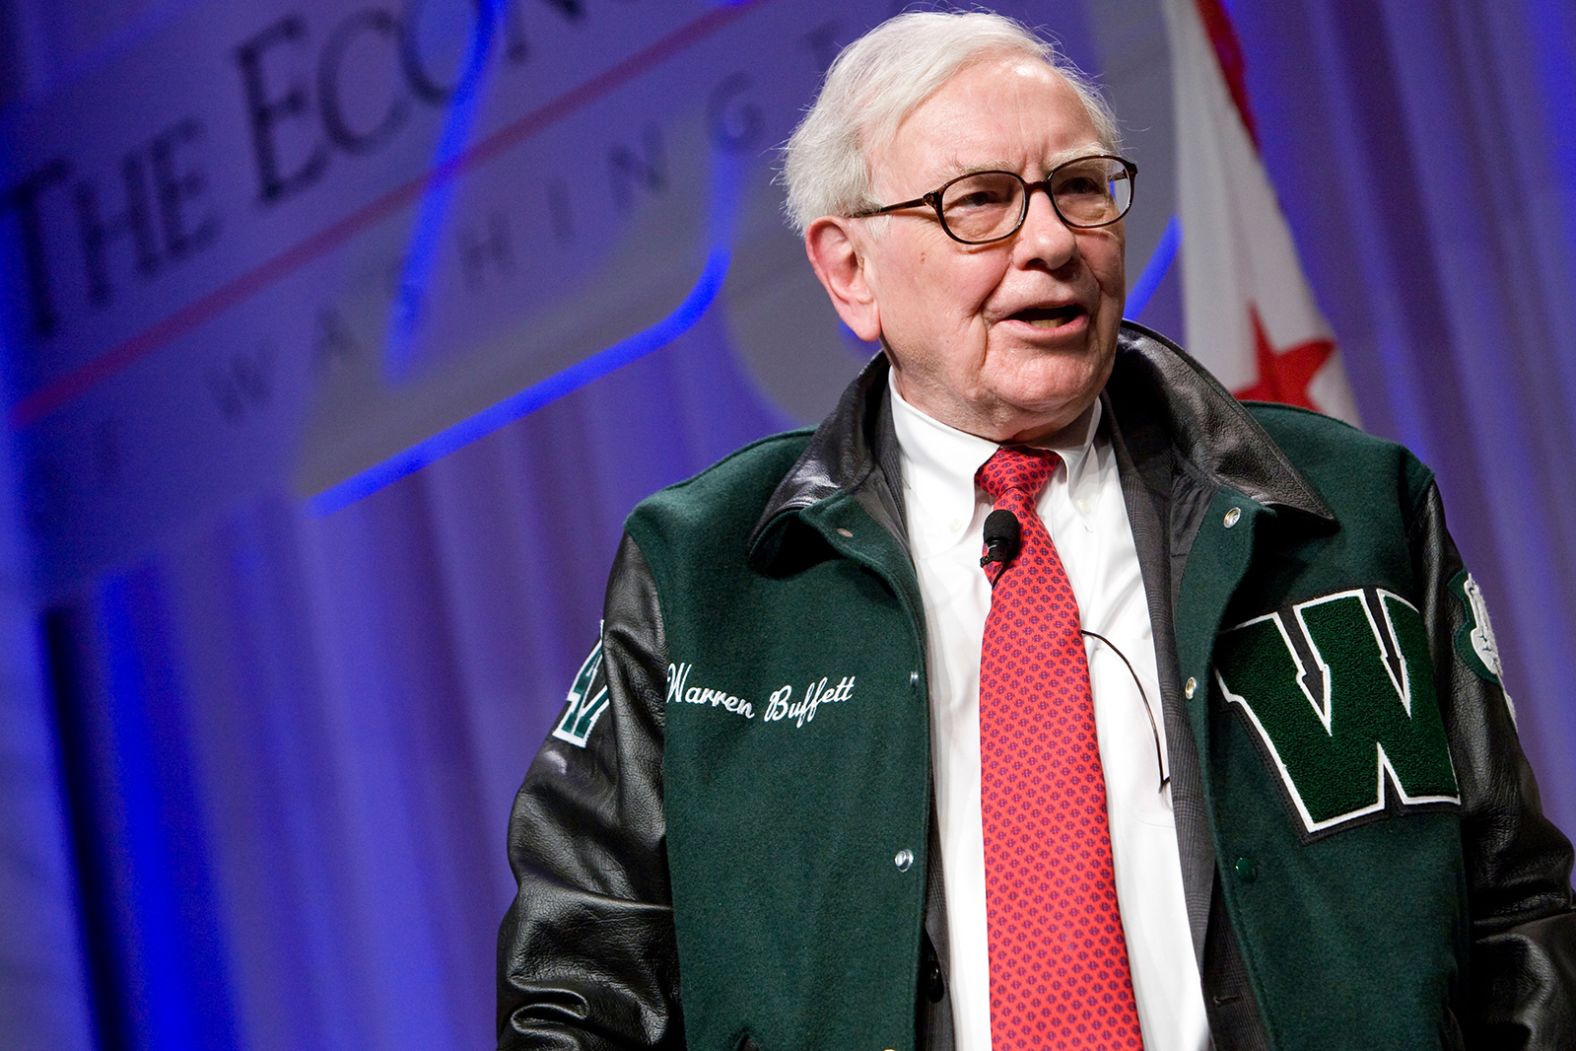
[0,1,1572,1048]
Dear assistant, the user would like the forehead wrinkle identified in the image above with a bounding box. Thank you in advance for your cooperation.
[932,154,1007,182]
[937,142,1109,183]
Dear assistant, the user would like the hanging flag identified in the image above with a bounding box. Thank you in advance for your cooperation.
[1161,0,1360,424]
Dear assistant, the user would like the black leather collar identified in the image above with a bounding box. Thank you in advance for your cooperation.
[1108,321,1333,520]
[747,321,1332,566]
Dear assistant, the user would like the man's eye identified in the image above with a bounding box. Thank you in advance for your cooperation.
[954,190,1006,208]
[1056,175,1106,197]
[947,184,1014,210]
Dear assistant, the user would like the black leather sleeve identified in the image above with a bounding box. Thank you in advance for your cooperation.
[497,534,684,1049]
[1411,481,1576,1049]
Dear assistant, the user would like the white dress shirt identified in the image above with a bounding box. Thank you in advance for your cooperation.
[889,383,1209,1051]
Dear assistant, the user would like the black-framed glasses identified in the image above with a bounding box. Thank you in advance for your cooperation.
[850,154,1137,245]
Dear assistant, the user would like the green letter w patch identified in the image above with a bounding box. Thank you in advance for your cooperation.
[551,631,610,749]
[1215,589,1459,838]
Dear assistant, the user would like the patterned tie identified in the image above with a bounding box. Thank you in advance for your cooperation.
[975,446,1144,1050]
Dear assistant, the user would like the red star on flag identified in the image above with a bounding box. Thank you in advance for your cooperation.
[1232,307,1336,409]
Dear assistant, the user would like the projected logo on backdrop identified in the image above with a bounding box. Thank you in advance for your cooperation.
[0,0,1048,597]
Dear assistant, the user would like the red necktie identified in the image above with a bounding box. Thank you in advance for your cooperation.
[975,446,1144,1050]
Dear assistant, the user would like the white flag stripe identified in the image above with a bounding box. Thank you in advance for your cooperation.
[1162,0,1360,424]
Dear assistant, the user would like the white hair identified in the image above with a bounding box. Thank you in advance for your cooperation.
[780,10,1122,234]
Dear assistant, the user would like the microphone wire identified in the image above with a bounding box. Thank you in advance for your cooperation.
[979,510,1169,797]
[1080,628,1170,798]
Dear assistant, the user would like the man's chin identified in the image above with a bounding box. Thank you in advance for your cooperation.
[984,364,1112,443]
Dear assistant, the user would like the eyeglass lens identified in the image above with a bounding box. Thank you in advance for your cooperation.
[939,158,1132,242]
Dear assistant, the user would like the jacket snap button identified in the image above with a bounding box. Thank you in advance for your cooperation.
[893,849,914,872]
[836,527,854,538]
[1234,855,1258,882]
[1184,676,1197,700]
[1223,507,1242,528]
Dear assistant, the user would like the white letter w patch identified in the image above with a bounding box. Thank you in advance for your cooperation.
[1214,589,1459,839]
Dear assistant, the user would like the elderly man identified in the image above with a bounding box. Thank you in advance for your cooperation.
[498,11,1576,1050]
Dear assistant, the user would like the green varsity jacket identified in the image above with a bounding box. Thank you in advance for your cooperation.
[500,323,1576,1051]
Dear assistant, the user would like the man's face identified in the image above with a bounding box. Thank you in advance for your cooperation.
[857,56,1126,442]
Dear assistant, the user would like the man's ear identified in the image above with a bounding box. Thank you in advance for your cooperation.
[805,217,881,342]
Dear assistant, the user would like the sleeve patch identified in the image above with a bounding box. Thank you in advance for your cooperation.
[551,629,610,748]
[1448,571,1517,728]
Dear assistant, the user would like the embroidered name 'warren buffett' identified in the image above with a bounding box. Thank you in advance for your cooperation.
[666,662,856,729]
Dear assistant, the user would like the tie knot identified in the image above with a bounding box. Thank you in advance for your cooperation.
[976,445,1059,504]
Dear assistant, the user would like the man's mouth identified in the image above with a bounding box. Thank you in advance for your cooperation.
[1009,304,1086,328]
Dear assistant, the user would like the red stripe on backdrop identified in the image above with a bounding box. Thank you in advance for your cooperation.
[1193,0,1259,149]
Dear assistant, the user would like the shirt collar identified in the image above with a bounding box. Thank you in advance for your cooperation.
[890,381,1104,551]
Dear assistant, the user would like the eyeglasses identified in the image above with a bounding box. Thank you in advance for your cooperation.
[850,154,1137,245]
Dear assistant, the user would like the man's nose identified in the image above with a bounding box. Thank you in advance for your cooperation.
[1013,186,1078,269]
